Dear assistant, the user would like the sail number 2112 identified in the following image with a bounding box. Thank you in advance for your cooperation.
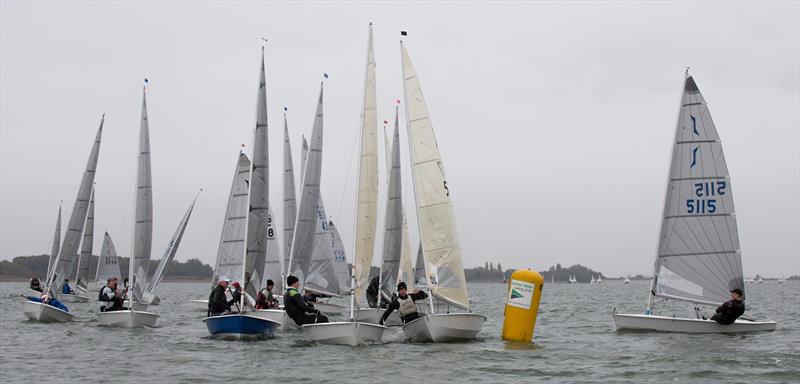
[686,181,726,214]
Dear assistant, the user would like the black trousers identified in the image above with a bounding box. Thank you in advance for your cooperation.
[292,313,329,326]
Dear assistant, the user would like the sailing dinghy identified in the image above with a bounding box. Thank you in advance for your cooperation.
[613,74,776,333]
[399,36,485,342]
[24,116,104,322]
[303,25,387,345]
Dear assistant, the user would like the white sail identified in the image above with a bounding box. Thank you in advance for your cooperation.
[244,48,270,301]
[651,75,744,307]
[47,116,103,296]
[75,188,95,291]
[401,43,470,310]
[288,85,324,286]
[144,195,198,298]
[353,23,379,307]
[212,153,251,286]
[46,204,62,277]
[282,115,297,282]
[378,113,403,300]
[263,204,282,292]
[94,232,121,285]
[413,243,426,288]
[130,89,154,303]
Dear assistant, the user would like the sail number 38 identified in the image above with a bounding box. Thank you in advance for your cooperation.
[686,181,726,214]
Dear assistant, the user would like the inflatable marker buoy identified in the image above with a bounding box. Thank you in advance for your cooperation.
[502,268,543,342]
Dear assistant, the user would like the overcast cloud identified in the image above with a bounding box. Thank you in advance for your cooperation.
[1,1,798,278]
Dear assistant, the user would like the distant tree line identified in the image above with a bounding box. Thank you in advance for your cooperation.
[0,254,212,281]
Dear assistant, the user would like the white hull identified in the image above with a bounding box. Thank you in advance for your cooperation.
[613,314,776,333]
[354,308,402,326]
[98,310,159,328]
[250,309,297,330]
[311,301,346,315]
[188,299,208,312]
[302,321,386,346]
[60,293,89,303]
[123,300,149,311]
[22,301,74,323]
[402,313,486,342]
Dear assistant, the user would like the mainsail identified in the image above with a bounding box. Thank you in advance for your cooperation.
[378,113,403,301]
[282,115,297,284]
[244,48,270,301]
[401,42,470,310]
[46,204,62,277]
[651,75,744,307]
[130,89,154,302]
[75,188,95,291]
[143,195,198,299]
[263,205,282,292]
[47,116,103,296]
[288,86,324,286]
[94,232,120,285]
[353,23,379,306]
[212,153,251,286]
[305,200,346,296]
[384,108,414,289]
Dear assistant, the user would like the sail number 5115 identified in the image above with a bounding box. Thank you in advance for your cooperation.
[686,181,726,214]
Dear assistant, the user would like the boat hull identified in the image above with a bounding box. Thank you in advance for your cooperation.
[402,313,486,342]
[311,301,346,315]
[97,310,159,328]
[613,314,777,333]
[354,308,402,326]
[22,301,74,323]
[122,300,149,311]
[302,321,386,346]
[250,309,297,330]
[60,293,89,303]
[188,299,208,312]
[203,314,280,340]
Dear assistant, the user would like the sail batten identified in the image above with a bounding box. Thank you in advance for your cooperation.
[652,75,744,306]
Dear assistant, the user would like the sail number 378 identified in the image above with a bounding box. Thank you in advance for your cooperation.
[686,181,726,214]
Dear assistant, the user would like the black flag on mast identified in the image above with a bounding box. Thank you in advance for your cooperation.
[400,31,407,36]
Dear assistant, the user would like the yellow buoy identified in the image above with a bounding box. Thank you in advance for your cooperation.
[502,268,544,343]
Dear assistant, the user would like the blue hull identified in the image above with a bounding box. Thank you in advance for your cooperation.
[203,314,279,340]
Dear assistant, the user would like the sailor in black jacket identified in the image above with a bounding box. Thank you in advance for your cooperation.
[207,277,233,316]
[283,275,329,326]
[711,288,745,325]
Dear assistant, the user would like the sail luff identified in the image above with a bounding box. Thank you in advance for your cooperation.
[47,116,103,296]
[144,195,198,297]
[75,188,95,290]
[130,88,154,302]
[352,23,379,307]
[46,204,62,277]
[244,48,270,302]
[289,86,324,287]
[652,75,744,306]
[282,115,297,288]
[400,42,470,310]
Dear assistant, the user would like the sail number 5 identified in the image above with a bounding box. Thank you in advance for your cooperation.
[686,181,726,214]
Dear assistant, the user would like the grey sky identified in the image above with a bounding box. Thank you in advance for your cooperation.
[1,1,798,278]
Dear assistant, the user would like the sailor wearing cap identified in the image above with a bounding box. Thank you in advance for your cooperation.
[207,276,232,317]
[711,288,746,325]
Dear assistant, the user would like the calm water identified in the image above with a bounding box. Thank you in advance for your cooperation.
[1,281,798,383]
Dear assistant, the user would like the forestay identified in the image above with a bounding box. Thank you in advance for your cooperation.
[653,76,744,306]
[288,86,324,286]
[144,196,197,299]
[244,48,271,302]
[212,154,251,286]
[401,43,469,310]
[130,90,154,303]
[378,114,403,300]
[95,232,121,285]
[75,189,95,291]
[353,23,379,307]
[48,116,103,296]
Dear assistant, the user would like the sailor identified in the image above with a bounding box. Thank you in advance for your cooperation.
[29,275,42,292]
[283,275,328,326]
[207,277,232,316]
[379,282,428,325]
[230,282,243,310]
[365,276,390,308]
[711,288,745,325]
[26,294,69,312]
[255,279,279,309]
[98,277,125,312]
[62,278,74,294]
